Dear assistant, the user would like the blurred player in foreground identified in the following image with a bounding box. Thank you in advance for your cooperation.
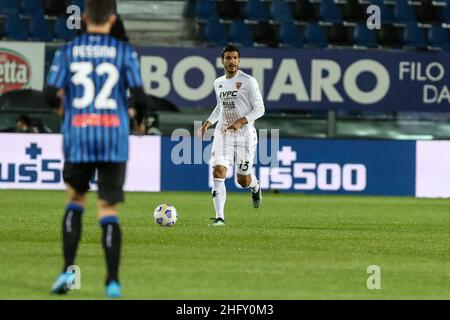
[44,0,146,297]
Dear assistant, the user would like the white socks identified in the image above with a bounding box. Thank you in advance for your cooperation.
[212,175,259,220]
[212,178,226,220]
[247,174,260,193]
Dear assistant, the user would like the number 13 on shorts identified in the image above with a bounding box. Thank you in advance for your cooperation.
[239,161,250,172]
[236,143,256,175]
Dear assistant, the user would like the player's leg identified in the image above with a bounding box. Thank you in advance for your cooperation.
[63,185,87,271]
[237,171,261,208]
[211,165,227,226]
[98,200,122,297]
[52,163,93,294]
[97,163,126,298]
[209,132,232,226]
[236,136,261,208]
[98,199,121,287]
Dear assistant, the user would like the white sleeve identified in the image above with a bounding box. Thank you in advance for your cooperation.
[207,86,220,125]
[245,78,265,123]
[207,103,220,125]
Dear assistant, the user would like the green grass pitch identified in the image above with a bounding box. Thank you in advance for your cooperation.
[1,189,450,300]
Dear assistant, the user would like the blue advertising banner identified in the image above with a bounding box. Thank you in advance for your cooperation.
[137,47,450,111]
[161,137,416,196]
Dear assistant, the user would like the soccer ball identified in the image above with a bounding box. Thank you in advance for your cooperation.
[153,203,178,227]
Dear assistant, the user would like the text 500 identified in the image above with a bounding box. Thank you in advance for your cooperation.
[261,163,367,191]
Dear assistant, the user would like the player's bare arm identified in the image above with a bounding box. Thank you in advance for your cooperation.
[198,121,213,139]
[226,117,248,132]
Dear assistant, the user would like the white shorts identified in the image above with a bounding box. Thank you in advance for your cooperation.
[210,125,258,176]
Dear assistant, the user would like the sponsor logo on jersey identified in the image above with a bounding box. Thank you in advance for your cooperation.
[223,100,236,109]
[72,114,121,128]
[219,91,238,98]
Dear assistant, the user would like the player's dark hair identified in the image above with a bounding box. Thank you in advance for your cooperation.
[85,0,116,25]
[221,44,240,59]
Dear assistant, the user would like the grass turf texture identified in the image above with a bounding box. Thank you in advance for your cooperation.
[0,190,450,300]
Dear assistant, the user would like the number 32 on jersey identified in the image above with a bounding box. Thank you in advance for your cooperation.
[70,62,119,110]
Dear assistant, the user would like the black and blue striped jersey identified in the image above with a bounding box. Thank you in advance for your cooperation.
[47,33,143,163]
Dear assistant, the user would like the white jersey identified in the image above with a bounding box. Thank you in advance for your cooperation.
[207,70,265,135]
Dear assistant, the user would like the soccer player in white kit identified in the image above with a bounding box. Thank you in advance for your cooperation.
[198,45,265,226]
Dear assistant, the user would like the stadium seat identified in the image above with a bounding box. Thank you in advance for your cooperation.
[70,0,85,12]
[377,23,402,48]
[278,22,303,47]
[394,0,417,24]
[54,16,76,41]
[326,23,350,46]
[319,0,343,23]
[442,4,450,24]
[204,19,228,46]
[293,0,316,23]
[29,13,53,42]
[353,23,378,48]
[428,25,450,50]
[229,20,254,47]
[0,0,19,16]
[433,0,450,5]
[269,0,294,24]
[217,0,243,21]
[415,0,440,24]
[5,15,27,41]
[304,23,328,48]
[369,0,394,24]
[43,0,67,16]
[342,0,365,23]
[245,0,270,23]
[21,0,44,16]
[252,22,278,47]
[403,23,427,49]
[195,0,219,22]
